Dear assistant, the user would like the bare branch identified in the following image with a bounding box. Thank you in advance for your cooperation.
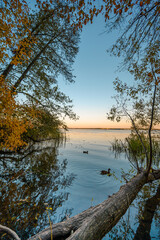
[0,224,21,240]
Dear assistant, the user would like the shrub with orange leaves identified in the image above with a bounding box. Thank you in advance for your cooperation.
[0,77,34,151]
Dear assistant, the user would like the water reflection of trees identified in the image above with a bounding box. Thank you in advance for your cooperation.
[0,141,75,239]
[109,133,160,240]
[107,182,160,240]
[134,184,160,240]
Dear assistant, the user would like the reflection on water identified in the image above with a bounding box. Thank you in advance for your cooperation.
[108,183,160,240]
[0,141,75,239]
[0,129,160,239]
[134,184,160,240]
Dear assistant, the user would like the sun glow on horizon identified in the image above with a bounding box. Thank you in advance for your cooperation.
[66,118,131,129]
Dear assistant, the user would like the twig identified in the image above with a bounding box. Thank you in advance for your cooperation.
[46,210,53,240]
[0,224,21,240]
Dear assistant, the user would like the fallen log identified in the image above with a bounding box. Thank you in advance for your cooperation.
[28,171,149,240]
[67,171,148,240]
[28,170,160,240]
[1,170,160,240]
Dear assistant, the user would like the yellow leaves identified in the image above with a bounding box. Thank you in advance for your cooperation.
[147,72,153,84]
[147,69,160,86]
[119,9,122,15]
[105,13,109,20]
[0,0,31,65]
[125,7,128,12]
[46,207,53,210]
[78,9,84,16]
[155,68,160,74]
[0,77,40,151]
[35,213,40,220]
[148,72,153,78]
[140,1,143,7]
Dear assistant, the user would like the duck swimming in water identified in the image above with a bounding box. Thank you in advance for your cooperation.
[100,168,111,175]
[83,151,88,154]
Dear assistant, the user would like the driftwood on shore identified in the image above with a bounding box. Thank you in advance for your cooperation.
[1,170,160,240]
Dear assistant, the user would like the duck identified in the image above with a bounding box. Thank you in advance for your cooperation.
[83,151,88,154]
[100,168,111,175]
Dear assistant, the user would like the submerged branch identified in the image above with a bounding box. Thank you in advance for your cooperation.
[0,224,21,240]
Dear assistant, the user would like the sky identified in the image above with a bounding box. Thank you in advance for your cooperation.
[59,14,132,129]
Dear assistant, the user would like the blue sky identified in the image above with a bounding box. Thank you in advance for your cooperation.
[59,14,132,128]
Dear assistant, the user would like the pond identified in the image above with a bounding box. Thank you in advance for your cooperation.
[0,129,160,239]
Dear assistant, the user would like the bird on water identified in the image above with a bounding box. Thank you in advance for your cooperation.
[100,168,111,175]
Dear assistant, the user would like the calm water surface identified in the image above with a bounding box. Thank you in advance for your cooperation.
[0,129,159,239]
[58,129,131,216]
[58,129,160,240]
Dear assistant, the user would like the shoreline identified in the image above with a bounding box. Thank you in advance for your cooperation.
[67,128,160,130]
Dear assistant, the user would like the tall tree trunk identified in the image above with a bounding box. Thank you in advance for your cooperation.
[2,12,54,80]
[11,38,53,92]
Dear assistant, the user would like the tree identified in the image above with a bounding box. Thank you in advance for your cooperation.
[106,0,160,66]
[108,43,160,173]
[0,0,80,150]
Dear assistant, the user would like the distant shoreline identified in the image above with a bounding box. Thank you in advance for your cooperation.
[68,128,130,130]
[68,128,160,130]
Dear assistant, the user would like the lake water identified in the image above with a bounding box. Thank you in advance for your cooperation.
[57,129,131,217]
[0,129,159,239]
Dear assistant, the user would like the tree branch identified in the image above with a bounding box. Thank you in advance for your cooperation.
[11,38,53,92]
[147,65,157,174]
[0,224,21,240]
[1,10,56,80]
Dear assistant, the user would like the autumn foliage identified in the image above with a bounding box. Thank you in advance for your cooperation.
[0,76,36,150]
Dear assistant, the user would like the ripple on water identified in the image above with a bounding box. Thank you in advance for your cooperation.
[75,167,112,188]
